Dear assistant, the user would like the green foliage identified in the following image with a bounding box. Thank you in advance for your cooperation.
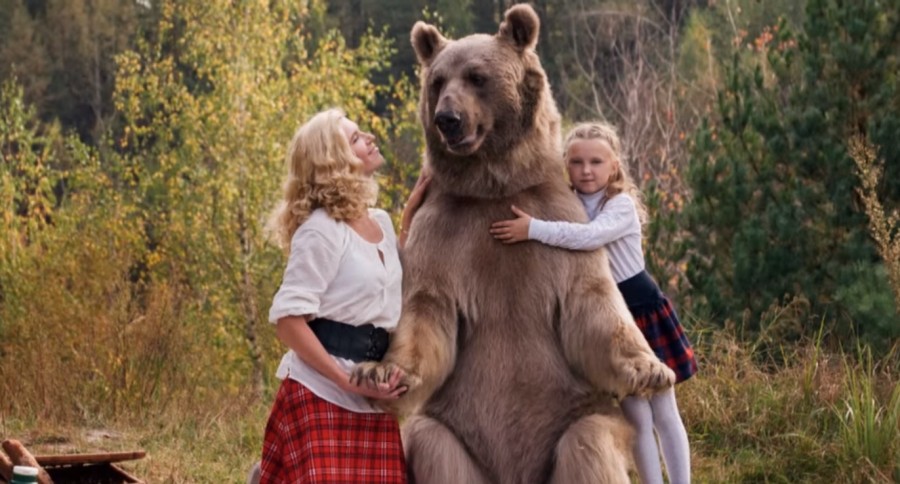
[0,0,420,420]
[683,0,900,340]
[111,0,412,395]
[0,80,57,240]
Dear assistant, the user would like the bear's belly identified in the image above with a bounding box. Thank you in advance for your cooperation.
[422,316,600,483]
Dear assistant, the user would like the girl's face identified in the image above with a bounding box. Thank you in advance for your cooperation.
[566,138,619,195]
[340,117,383,175]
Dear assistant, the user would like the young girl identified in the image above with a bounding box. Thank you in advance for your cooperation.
[489,122,697,484]
[259,108,428,483]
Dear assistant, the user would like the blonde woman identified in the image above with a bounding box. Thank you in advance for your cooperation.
[260,108,427,483]
[490,122,697,484]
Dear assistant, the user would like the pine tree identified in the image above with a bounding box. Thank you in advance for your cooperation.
[683,0,900,340]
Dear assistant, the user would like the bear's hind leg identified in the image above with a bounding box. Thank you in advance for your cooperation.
[550,414,633,484]
[403,415,490,484]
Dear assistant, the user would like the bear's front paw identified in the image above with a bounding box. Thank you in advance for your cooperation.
[622,357,675,397]
[351,361,422,394]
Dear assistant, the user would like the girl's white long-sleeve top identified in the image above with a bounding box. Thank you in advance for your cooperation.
[527,189,645,283]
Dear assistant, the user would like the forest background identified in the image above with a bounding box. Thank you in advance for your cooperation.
[1,0,898,482]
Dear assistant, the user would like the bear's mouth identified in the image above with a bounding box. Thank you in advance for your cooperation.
[445,126,484,155]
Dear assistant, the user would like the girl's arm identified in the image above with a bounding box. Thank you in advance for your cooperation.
[490,195,639,251]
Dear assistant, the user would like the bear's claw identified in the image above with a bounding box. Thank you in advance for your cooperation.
[351,361,421,393]
[622,357,675,396]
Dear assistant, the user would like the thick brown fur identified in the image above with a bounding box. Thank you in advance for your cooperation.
[354,5,674,483]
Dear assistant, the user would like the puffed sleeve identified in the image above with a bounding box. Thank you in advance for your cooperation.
[267,224,343,324]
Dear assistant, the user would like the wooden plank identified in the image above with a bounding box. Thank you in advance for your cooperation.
[111,463,145,484]
[1,440,54,484]
[0,450,13,481]
[35,451,146,466]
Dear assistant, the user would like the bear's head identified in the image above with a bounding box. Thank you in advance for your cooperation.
[411,4,562,198]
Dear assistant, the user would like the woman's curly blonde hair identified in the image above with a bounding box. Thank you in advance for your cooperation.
[267,108,378,251]
[563,122,648,223]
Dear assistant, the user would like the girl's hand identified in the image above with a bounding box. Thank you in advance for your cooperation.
[399,172,432,249]
[490,205,532,244]
[344,365,407,400]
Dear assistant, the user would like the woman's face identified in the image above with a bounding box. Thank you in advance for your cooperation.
[340,117,383,176]
[565,138,619,195]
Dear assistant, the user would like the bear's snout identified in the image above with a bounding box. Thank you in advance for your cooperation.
[434,110,464,142]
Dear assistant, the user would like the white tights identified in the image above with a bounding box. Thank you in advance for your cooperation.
[620,387,691,484]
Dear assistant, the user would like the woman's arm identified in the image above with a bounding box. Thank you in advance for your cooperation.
[276,315,406,400]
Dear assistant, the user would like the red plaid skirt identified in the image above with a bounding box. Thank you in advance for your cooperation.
[260,378,407,484]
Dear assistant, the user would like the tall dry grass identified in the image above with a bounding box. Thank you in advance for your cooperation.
[2,244,898,483]
[0,204,282,426]
[3,319,898,482]
[680,319,899,483]
[850,134,900,314]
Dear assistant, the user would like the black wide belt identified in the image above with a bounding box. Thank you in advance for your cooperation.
[308,318,390,363]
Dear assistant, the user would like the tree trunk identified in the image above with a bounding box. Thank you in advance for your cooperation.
[238,187,264,399]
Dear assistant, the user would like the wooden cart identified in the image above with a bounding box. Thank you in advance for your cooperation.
[1,439,145,484]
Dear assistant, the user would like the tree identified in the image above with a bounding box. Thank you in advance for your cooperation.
[0,79,150,419]
[0,0,143,143]
[0,1,50,111]
[544,0,704,291]
[0,80,58,250]
[683,0,900,341]
[113,0,409,396]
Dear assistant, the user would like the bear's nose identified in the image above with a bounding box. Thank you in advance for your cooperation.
[435,111,463,139]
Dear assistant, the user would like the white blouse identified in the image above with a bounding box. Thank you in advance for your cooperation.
[268,208,402,413]
[528,190,645,283]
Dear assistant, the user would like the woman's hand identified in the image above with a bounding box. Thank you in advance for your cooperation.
[399,171,432,249]
[276,316,406,400]
[344,364,407,400]
[490,205,532,244]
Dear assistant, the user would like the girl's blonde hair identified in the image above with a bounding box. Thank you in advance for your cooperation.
[267,108,378,251]
[563,122,648,223]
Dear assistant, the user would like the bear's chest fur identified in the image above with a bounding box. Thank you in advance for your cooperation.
[403,182,611,481]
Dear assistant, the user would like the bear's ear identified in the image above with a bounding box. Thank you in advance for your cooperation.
[498,4,540,52]
[411,21,447,67]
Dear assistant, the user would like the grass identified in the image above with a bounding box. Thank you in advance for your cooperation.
[836,346,900,482]
[0,395,267,483]
[2,327,898,483]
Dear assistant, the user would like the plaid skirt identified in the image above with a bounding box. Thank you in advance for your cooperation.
[617,271,698,383]
[260,378,407,484]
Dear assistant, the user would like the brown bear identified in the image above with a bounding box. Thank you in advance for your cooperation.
[354,4,675,483]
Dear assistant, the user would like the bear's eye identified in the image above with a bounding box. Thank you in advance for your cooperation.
[431,77,445,93]
[468,72,486,87]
